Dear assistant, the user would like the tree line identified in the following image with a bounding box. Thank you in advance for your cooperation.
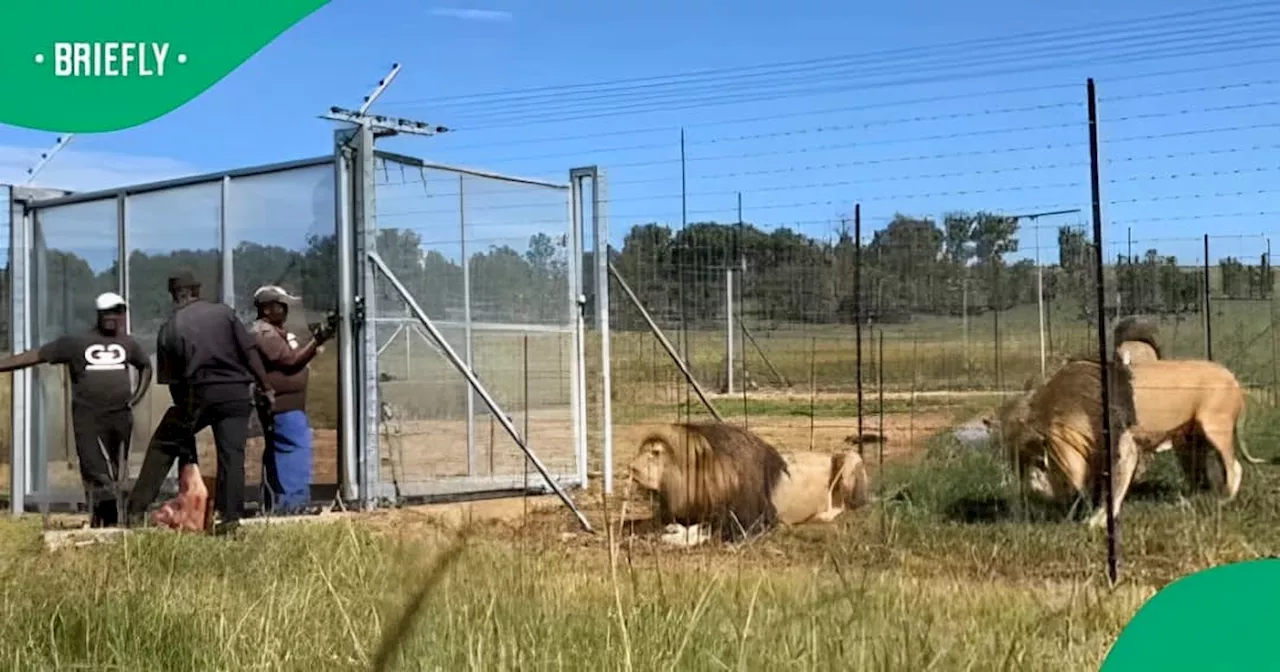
[0,211,1273,348]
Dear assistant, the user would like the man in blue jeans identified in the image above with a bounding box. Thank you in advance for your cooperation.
[250,285,335,514]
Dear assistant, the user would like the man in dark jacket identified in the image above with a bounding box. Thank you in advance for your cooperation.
[0,292,151,527]
[250,285,335,514]
[127,271,275,533]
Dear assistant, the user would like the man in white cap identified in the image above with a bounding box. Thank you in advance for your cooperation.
[0,291,152,527]
[250,285,336,514]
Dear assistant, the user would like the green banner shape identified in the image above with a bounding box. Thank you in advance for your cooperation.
[1101,558,1280,671]
[1,0,330,132]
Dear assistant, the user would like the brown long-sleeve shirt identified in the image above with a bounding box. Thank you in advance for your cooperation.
[251,319,312,414]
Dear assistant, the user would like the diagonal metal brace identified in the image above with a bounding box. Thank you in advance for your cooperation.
[607,256,724,422]
[367,251,596,534]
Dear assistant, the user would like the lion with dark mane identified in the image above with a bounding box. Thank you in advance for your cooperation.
[986,317,1262,527]
[628,422,872,547]
[1113,315,1162,365]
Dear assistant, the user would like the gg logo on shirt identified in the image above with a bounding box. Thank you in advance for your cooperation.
[85,343,128,371]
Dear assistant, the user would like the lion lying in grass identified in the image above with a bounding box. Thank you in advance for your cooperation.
[627,422,872,547]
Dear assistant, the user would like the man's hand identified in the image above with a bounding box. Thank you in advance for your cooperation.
[309,311,339,345]
[253,385,276,413]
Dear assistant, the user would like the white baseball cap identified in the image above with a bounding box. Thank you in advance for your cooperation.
[253,284,302,306]
[95,292,127,311]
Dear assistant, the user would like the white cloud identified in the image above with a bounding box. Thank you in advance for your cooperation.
[0,144,201,193]
[428,7,513,21]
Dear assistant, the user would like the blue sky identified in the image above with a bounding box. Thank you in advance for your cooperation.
[5,0,1280,272]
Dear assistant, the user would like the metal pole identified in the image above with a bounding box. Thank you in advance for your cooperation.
[854,203,864,458]
[1035,218,1046,376]
[356,123,381,509]
[591,171,613,494]
[1203,233,1213,361]
[368,251,595,533]
[460,174,476,476]
[725,266,734,395]
[567,171,587,492]
[1269,238,1279,407]
[1087,77,1119,585]
[219,176,234,307]
[1127,226,1133,310]
[334,133,359,503]
[962,273,969,372]
[608,258,725,422]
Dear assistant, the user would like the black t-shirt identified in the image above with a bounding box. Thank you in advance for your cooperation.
[39,329,149,415]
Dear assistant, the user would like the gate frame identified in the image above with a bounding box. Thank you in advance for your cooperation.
[338,125,608,508]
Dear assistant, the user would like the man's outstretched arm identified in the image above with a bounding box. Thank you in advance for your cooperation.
[0,336,73,373]
[0,349,45,373]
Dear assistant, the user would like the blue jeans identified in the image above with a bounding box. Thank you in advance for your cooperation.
[262,410,313,514]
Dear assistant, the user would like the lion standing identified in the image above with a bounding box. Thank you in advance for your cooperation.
[994,354,1261,527]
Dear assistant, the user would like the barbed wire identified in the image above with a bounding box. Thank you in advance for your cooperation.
[446,35,1280,130]
[385,1,1275,110]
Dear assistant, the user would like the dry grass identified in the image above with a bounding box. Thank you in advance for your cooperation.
[0,509,1151,671]
[5,398,1280,670]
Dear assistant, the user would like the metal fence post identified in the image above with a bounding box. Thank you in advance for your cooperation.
[460,173,476,477]
[334,132,359,504]
[1087,76,1120,586]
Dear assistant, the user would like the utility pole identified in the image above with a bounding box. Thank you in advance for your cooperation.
[1006,208,1081,377]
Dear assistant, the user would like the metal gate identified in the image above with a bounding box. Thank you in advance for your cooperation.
[343,143,599,505]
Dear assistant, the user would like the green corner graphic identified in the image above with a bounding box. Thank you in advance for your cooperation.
[0,0,330,133]
[1101,558,1280,671]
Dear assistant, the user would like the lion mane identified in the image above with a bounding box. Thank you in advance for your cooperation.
[996,358,1135,498]
[629,421,790,542]
[1113,316,1162,360]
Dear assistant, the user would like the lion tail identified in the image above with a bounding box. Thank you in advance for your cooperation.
[1235,406,1265,465]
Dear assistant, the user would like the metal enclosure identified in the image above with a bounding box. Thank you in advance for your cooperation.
[5,139,609,516]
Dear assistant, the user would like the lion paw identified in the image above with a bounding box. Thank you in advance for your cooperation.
[659,524,709,548]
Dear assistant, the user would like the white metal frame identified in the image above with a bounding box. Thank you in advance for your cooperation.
[351,146,596,505]
[4,144,616,516]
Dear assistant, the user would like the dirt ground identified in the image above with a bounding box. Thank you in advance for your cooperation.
[20,401,963,558]
[7,405,957,513]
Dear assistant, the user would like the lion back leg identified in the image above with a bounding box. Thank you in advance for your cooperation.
[813,451,871,523]
[1174,433,1214,494]
[834,450,872,510]
[1198,419,1244,501]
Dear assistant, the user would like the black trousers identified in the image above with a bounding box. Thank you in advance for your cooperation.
[127,394,253,525]
[73,408,133,528]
